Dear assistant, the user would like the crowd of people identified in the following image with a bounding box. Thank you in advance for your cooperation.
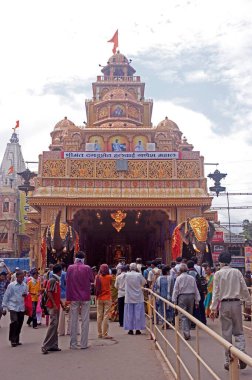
[0,251,251,371]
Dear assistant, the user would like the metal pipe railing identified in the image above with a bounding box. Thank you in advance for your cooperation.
[144,288,252,380]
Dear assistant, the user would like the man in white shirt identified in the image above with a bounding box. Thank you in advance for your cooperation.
[193,257,205,276]
[210,252,251,371]
[115,266,127,327]
[2,270,28,347]
[172,264,200,340]
[124,263,146,335]
[147,261,160,289]
[136,258,143,273]
[174,257,183,275]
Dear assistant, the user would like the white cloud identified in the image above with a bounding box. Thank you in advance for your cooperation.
[184,70,211,83]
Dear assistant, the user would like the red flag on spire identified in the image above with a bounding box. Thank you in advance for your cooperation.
[107,30,118,54]
[15,120,19,129]
[7,165,14,175]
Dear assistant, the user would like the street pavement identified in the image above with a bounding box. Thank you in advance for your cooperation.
[1,314,252,380]
[0,315,170,380]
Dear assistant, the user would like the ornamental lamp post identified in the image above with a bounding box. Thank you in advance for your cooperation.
[207,169,227,197]
[17,168,37,195]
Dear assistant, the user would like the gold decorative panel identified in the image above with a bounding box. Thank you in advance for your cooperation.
[177,160,200,179]
[98,107,109,119]
[70,160,95,178]
[42,160,66,177]
[149,161,172,179]
[125,161,148,179]
[96,161,120,179]
[128,106,139,120]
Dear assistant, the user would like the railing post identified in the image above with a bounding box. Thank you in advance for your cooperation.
[175,307,181,380]
[196,325,201,380]
[153,293,157,339]
[149,292,153,339]
[164,301,167,330]
[229,354,239,380]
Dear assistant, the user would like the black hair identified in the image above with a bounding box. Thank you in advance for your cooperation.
[171,261,176,267]
[16,270,24,276]
[218,252,232,264]
[176,257,183,263]
[162,266,170,275]
[76,251,85,259]
[111,268,117,275]
[53,264,62,274]
[192,257,198,264]
[187,260,195,269]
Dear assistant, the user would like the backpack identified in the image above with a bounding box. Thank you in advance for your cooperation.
[188,269,207,294]
[40,289,49,315]
[195,272,208,294]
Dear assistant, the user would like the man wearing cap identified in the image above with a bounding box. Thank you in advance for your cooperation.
[2,270,28,347]
[210,252,251,371]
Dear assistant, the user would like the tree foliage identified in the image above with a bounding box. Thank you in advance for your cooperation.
[242,219,252,240]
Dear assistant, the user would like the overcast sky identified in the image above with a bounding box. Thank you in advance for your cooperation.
[0,0,252,228]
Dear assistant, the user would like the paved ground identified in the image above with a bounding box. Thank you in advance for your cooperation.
[1,314,252,380]
[0,315,170,380]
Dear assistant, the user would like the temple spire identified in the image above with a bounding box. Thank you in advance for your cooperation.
[0,127,26,188]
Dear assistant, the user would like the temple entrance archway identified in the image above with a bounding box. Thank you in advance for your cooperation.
[72,209,174,267]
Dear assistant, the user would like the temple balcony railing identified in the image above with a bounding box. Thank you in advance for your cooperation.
[85,98,153,104]
[96,75,141,82]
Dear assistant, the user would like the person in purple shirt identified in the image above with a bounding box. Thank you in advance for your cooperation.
[66,251,94,350]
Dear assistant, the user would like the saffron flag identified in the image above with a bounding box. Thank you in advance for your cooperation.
[15,120,19,129]
[7,165,14,175]
[107,30,118,54]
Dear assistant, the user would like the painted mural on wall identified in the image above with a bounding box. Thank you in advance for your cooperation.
[88,136,105,151]
[111,105,125,117]
[133,136,148,151]
[108,136,129,152]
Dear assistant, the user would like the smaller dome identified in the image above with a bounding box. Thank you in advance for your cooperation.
[156,116,179,131]
[54,116,76,131]
[108,51,129,65]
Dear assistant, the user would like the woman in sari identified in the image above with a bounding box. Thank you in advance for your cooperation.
[109,268,119,322]
[204,265,214,317]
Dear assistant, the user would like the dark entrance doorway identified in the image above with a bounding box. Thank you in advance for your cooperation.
[73,210,173,267]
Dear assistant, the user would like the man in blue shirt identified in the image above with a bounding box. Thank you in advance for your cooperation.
[2,270,28,347]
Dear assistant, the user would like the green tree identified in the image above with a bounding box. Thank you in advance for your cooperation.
[242,219,252,240]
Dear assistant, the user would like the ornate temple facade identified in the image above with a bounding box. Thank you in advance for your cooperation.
[28,51,213,267]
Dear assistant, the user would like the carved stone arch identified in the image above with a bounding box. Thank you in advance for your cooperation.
[72,132,81,140]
